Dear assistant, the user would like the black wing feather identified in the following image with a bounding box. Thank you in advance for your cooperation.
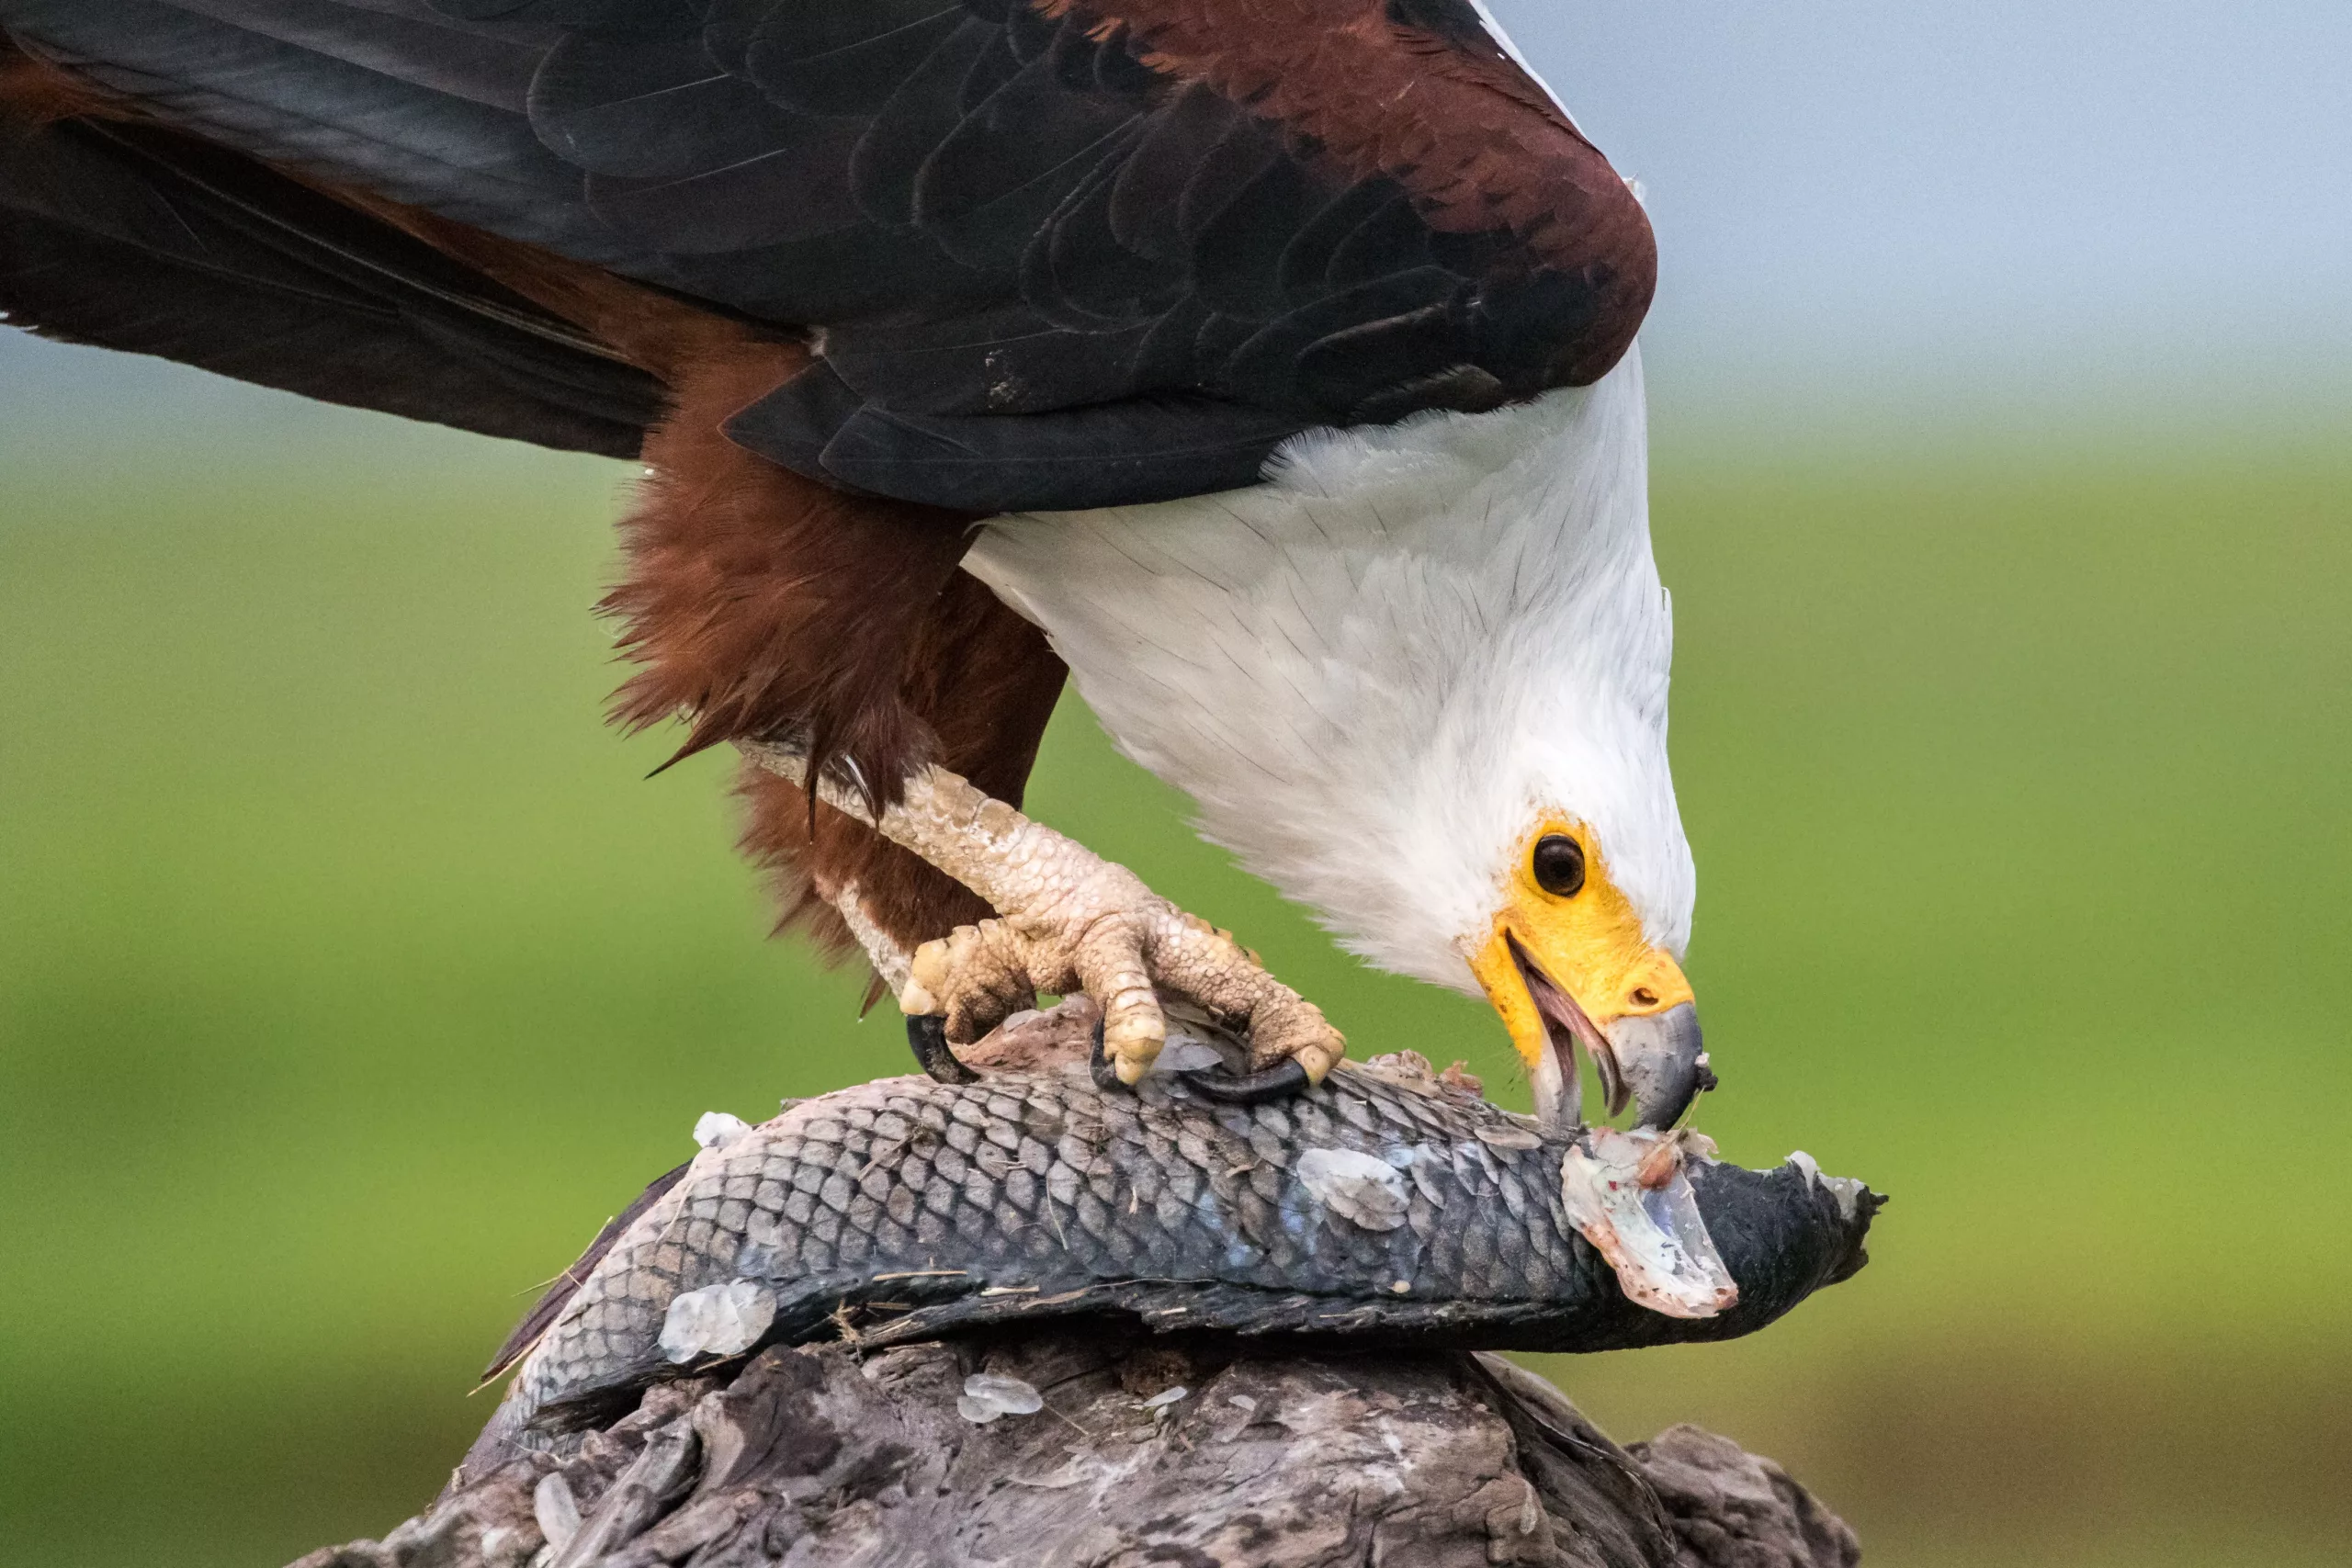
[760,391,1311,512]
[527,28,808,183]
[583,119,866,254]
[3,0,1645,511]
[0,111,657,454]
[846,13,996,228]
[739,0,964,118]
[1107,81,1233,263]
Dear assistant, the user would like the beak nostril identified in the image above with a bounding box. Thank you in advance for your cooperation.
[1630,987,1659,1009]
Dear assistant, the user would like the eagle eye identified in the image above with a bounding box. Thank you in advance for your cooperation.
[1532,835,1586,897]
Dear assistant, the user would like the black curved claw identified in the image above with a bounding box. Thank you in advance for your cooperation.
[905,1014,980,1085]
[1086,1017,1312,1104]
[1176,1058,1311,1104]
[1087,1016,1122,1092]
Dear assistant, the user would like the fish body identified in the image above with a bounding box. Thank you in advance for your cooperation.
[503,1062,1876,1435]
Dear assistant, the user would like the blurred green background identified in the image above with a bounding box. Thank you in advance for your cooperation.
[3,349,2345,1567]
[8,0,2352,1560]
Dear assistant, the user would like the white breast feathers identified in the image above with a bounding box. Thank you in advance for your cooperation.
[962,346,1694,993]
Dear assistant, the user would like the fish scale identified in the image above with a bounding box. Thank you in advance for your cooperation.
[504,1061,1877,1434]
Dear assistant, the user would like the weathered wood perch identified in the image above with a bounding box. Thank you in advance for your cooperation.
[291,1326,1858,1568]
[293,1045,1876,1567]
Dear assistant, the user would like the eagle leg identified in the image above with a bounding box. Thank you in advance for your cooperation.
[740,739,1345,1089]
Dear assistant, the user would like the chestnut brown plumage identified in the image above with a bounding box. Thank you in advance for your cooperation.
[0,37,97,121]
[607,335,1069,956]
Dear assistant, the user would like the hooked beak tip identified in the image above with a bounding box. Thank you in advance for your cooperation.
[1498,935,1716,1132]
[1600,1002,1713,1129]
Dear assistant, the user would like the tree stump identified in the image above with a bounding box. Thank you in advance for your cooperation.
[291,1327,1858,1567]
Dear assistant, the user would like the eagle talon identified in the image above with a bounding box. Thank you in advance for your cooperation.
[1087,1018,1122,1093]
[905,1013,980,1086]
[1177,1058,1311,1104]
[1085,1018,1313,1103]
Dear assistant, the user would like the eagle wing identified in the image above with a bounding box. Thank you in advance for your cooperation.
[2,0,1653,510]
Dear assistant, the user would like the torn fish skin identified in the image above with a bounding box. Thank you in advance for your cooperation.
[1559,1129,1739,1320]
[486,1061,1880,1451]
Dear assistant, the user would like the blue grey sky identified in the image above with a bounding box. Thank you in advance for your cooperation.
[2,2,2345,447]
[1497,0,2352,422]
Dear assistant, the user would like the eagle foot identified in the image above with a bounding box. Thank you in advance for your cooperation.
[899,901,1342,1090]
[732,739,1343,1091]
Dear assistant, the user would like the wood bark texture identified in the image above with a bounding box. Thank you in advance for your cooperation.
[290,1328,1859,1568]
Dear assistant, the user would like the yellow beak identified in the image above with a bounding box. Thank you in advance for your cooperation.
[1465,843,1713,1129]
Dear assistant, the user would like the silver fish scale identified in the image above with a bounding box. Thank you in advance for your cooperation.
[516,1066,1548,1411]
[510,1062,1871,1426]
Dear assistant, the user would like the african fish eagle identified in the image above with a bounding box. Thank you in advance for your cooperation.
[0,0,1706,1128]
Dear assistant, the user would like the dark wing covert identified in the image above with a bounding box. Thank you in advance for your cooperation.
[0,0,1656,510]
